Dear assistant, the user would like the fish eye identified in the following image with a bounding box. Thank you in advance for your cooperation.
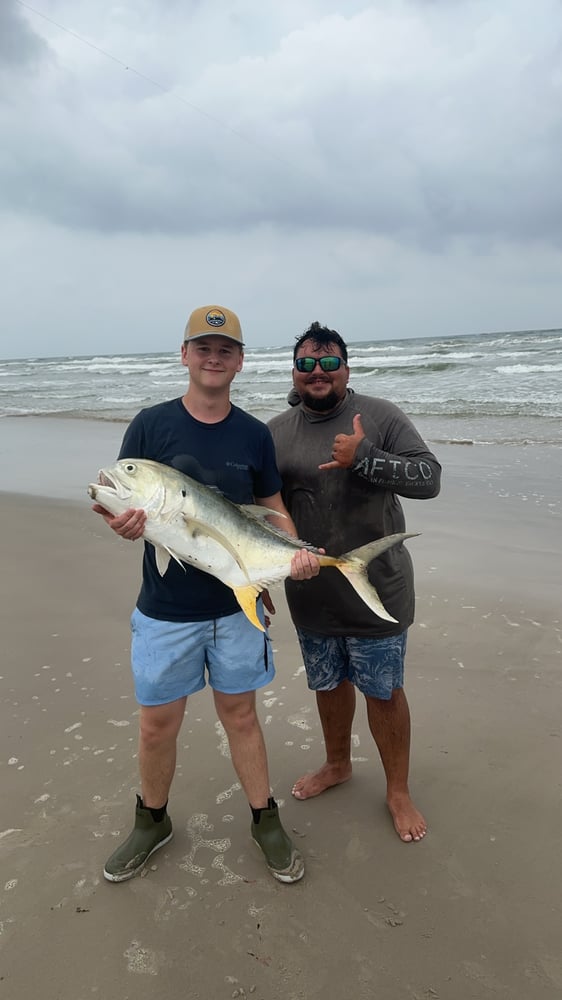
[124,463,136,473]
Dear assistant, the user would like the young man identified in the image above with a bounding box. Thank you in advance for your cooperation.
[93,305,318,883]
[269,322,442,843]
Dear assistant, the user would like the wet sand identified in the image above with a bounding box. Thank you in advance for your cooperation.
[1,441,561,999]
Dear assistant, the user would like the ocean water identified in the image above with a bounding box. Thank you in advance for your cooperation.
[1,328,561,446]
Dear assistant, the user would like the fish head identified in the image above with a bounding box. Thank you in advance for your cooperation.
[87,458,169,516]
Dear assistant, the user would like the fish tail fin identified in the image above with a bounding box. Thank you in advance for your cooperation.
[335,532,419,624]
[345,532,419,564]
[336,560,397,623]
[233,585,265,632]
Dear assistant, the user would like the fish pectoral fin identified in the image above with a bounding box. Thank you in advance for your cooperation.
[239,504,288,520]
[233,585,265,632]
[181,514,252,584]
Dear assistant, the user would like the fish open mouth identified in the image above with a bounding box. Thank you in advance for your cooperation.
[87,470,119,501]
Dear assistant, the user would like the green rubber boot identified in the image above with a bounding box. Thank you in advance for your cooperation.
[251,798,304,883]
[103,795,173,882]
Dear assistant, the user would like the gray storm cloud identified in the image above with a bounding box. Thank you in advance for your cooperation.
[0,3,48,67]
[2,0,561,247]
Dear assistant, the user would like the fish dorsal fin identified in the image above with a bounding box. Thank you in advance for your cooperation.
[239,504,288,520]
[233,585,264,632]
[181,514,251,583]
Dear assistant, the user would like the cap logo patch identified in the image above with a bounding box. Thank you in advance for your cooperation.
[205,309,226,328]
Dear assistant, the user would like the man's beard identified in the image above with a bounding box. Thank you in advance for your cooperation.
[300,388,340,412]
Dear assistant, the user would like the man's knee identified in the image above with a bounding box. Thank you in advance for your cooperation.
[139,702,184,746]
[364,686,407,711]
[215,692,258,735]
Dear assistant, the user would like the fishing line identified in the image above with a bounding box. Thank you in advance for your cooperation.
[14,0,311,177]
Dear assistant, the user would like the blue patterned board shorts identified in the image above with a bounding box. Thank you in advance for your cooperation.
[131,606,274,706]
[295,627,407,700]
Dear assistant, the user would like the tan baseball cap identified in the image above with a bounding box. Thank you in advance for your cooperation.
[183,305,244,346]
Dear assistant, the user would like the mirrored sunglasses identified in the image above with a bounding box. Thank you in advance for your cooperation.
[294,355,343,373]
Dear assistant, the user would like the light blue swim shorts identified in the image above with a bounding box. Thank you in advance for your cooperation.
[295,628,407,701]
[131,606,274,706]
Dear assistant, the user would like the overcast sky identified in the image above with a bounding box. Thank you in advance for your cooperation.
[1,0,561,358]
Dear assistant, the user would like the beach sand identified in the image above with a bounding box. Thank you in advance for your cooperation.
[1,439,561,999]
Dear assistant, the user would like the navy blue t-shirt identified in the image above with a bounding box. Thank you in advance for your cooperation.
[118,398,282,621]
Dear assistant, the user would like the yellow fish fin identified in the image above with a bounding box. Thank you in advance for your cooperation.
[233,585,264,632]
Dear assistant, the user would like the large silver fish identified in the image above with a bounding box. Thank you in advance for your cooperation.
[88,458,417,631]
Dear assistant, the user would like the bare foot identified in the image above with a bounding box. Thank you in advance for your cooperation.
[387,792,427,842]
[292,761,352,800]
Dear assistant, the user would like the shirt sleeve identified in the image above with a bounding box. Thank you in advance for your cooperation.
[351,403,441,499]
